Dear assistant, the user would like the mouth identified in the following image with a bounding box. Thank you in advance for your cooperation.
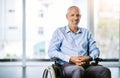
[73,21,79,24]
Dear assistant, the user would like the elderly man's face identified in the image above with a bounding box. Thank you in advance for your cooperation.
[66,7,81,27]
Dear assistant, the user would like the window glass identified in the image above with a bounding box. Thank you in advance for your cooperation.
[94,0,120,59]
[0,0,23,59]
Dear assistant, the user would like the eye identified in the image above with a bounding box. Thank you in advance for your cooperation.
[71,14,74,16]
[76,14,81,17]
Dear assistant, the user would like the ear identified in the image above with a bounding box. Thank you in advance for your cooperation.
[66,14,68,19]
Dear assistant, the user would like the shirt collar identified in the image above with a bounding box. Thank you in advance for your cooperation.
[65,26,82,34]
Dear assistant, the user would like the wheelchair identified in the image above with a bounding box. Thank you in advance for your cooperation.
[42,58,102,78]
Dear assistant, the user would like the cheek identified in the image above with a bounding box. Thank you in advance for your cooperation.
[68,19,73,22]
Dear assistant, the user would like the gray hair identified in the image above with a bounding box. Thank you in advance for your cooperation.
[66,6,81,15]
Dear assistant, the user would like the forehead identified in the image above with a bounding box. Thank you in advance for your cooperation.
[67,7,80,14]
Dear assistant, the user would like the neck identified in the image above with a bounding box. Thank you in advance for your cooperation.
[69,25,78,33]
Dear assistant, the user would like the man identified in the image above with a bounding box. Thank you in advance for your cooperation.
[48,6,111,78]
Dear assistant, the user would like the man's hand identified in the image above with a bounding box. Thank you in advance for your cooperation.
[78,56,92,62]
[70,56,92,66]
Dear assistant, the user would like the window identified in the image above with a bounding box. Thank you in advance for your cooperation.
[0,0,23,59]
[1,0,119,60]
[94,0,120,59]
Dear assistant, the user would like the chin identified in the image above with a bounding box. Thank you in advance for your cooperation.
[72,25,78,27]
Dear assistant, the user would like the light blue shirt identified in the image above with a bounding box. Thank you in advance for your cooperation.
[48,26,100,64]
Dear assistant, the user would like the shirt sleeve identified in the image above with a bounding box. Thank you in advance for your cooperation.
[48,28,71,62]
[87,31,100,60]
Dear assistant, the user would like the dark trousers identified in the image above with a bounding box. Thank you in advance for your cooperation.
[62,63,111,78]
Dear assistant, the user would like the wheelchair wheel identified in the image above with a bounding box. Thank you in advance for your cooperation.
[42,65,56,78]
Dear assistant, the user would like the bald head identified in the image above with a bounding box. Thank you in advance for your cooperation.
[67,6,81,15]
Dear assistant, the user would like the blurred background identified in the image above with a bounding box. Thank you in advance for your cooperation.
[0,0,120,78]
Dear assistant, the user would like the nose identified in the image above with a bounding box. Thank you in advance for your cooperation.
[74,15,79,20]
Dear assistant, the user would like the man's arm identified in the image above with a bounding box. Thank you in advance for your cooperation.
[48,29,71,62]
[87,31,100,60]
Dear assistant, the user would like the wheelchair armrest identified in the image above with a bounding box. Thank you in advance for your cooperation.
[51,57,59,61]
[51,57,61,65]
[90,58,103,65]
[94,58,103,61]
